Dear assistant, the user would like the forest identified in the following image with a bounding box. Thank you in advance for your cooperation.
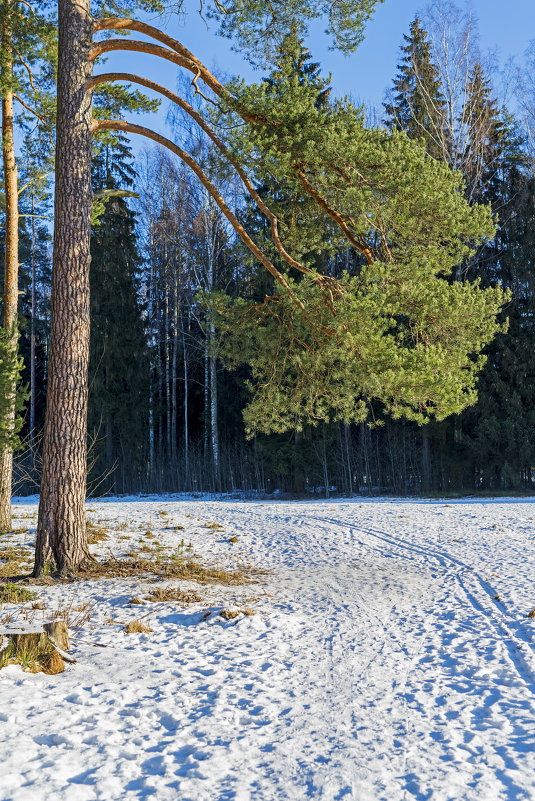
[2,0,535,507]
[2,4,535,797]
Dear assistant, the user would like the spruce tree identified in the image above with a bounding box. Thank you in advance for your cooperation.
[384,17,446,160]
[88,135,149,494]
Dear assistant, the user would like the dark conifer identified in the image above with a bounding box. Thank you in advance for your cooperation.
[88,136,149,493]
[384,17,446,160]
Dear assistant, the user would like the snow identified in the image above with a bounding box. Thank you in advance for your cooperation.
[1,496,535,800]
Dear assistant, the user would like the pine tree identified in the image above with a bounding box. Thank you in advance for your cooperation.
[384,17,446,160]
[36,0,501,572]
[0,0,55,529]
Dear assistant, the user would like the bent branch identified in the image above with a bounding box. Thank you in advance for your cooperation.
[296,170,375,265]
[88,72,311,278]
[92,118,305,310]
[90,22,377,265]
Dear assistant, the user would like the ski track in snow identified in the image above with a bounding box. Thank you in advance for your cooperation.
[1,496,535,801]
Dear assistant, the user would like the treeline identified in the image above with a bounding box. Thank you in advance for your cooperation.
[4,2,535,496]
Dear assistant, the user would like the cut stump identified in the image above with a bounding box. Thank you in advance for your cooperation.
[0,621,75,674]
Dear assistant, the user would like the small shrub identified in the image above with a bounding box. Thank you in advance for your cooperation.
[0,583,37,604]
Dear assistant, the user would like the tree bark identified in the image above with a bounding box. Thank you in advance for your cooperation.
[0,0,19,533]
[34,0,94,576]
[30,190,36,451]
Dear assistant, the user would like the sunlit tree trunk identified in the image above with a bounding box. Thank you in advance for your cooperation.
[30,191,36,451]
[34,0,93,575]
[0,0,19,532]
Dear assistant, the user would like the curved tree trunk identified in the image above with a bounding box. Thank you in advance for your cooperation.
[34,0,94,575]
[0,0,19,533]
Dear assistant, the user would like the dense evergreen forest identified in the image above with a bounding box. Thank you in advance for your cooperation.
[3,3,535,497]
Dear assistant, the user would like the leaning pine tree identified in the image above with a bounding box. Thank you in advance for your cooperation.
[35,0,505,575]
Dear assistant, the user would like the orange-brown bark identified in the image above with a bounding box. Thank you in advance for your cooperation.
[90,19,375,265]
[0,0,19,533]
[34,0,94,575]
[88,72,311,279]
[296,170,375,265]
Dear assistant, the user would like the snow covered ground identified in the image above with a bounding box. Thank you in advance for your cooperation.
[1,495,535,801]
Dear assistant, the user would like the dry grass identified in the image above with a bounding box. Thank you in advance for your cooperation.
[0,546,32,578]
[219,609,240,620]
[85,556,263,585]
[129,597,144,605]
[219,608,256,620]
[124,620,152,634]
[219,606,256,620]
[0,632,62,674]
[203,522,225,531]
[86,519,109,544]
[145,586,203,604]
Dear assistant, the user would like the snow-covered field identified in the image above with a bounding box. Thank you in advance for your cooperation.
[1,495,535,801]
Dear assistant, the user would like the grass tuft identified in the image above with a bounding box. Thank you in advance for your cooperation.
[86,519,109,544]
[124,620,152,634]
[145,586,202,604]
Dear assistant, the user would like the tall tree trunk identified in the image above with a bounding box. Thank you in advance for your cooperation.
[209,325,220,492]
[0,0,19,532]
[422,428,432,495]
[181,307,189,491]
[171,275,178,470]
[30,190,36,451]
[34,0,93,575]
[148,227,155,485]
[165,281,171,457]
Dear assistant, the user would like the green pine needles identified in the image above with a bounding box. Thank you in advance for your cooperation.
[0,325,28,451]
[207,55,508,436]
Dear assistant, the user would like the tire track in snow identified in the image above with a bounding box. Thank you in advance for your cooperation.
[191,501,535,799]
[303,512,535,693]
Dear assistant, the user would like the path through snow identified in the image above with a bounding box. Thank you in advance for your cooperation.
[1,497,534,800]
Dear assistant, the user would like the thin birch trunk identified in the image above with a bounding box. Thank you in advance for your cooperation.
[209,324,220,492]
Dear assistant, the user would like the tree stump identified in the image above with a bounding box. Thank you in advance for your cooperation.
[0,621,75,674]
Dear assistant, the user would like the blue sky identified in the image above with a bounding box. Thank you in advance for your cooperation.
[101,0,535,144]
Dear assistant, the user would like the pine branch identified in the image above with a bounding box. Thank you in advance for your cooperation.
[92,118,305,310]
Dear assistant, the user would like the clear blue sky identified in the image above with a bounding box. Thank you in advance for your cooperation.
[101,0,535,145]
